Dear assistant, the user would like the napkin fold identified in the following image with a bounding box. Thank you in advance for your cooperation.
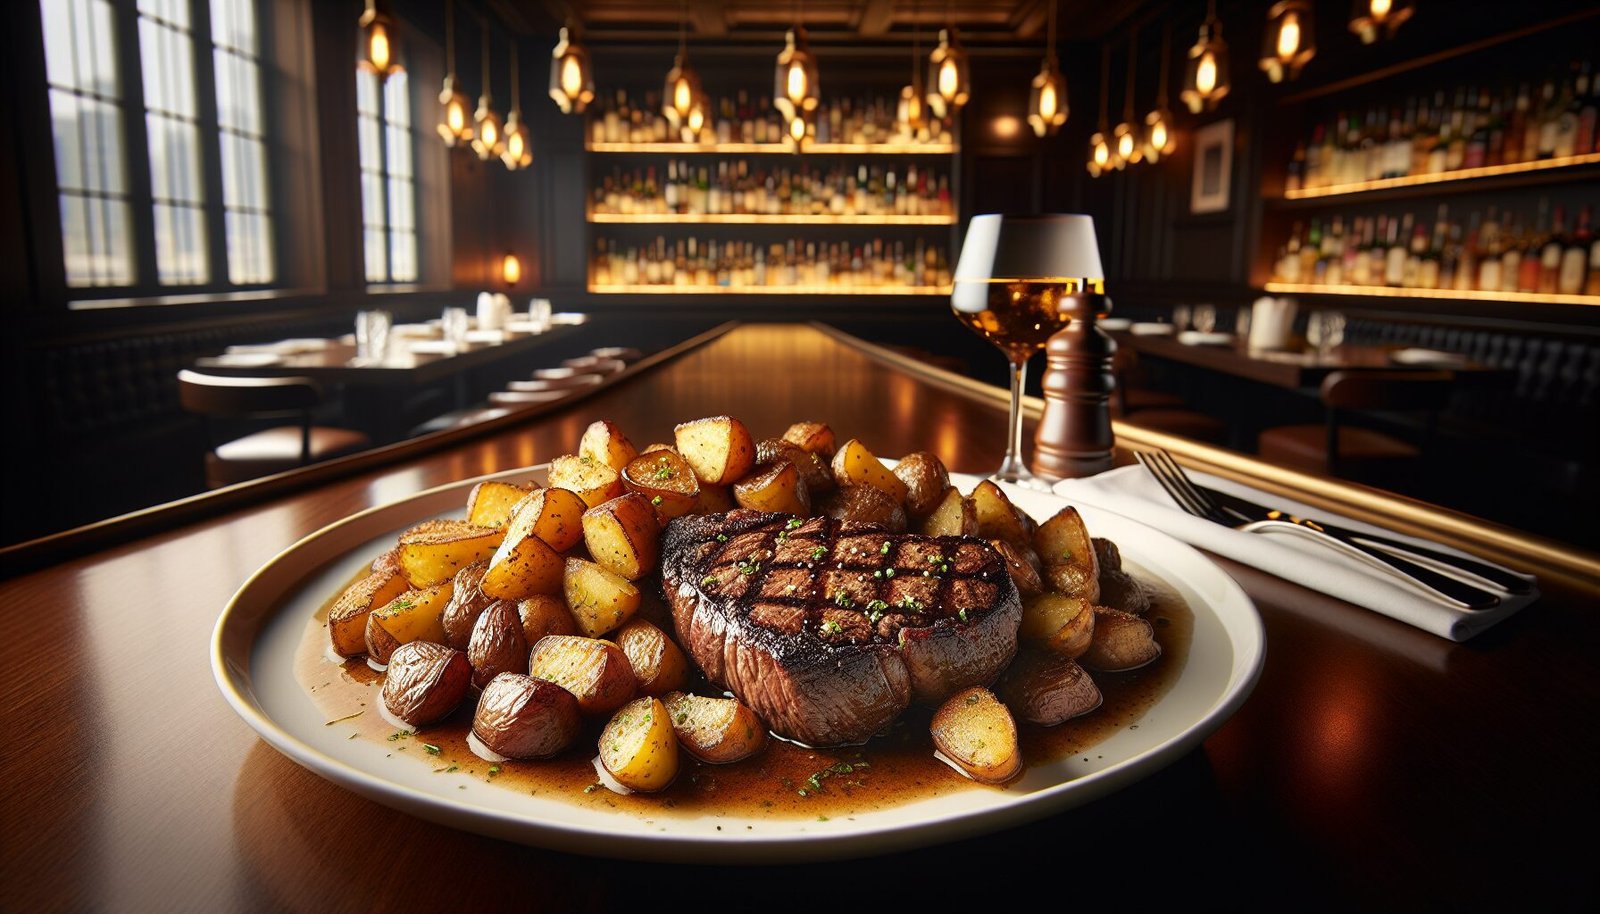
[1053,466,1538,641]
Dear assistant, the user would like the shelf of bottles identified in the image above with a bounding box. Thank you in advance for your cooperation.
[586,90,958,153]
[589,236,952,296]
[589,161,957,225]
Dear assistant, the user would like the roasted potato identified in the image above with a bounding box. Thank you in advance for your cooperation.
[831,438,909,504]
[733,460,811,516]
[892,452,951,522]
[614,620,691,695]
[367,581,456,662]
[991,540,1044,598]
[381,641,472,727]
[370,547,403,577]
[921,487,979,538]
[674,415,757,485]
[692,483,736,514]
[970,481,1030,550]
[599,697,679,792]
[640,442,679,456]
[517,594,578,645]
[440,562,495,650]
[997,648,1103,726]
[328,570,408,658]
[930,687,1023,784]
[1019,592,1096,659]
[755,437,835,495]
[1034,506,1101,602]
[582,493,661,581]
[662,692,768,764]
[817,484,908,532]
[467,600,529,689]
[562,557,641,638]
[1043,561,1099,600]
[781,420,837,457]
[505,487,589,553]
[481,505,566,601]
[620,449,701,520]
[527,635,638,716]
[396,520,505,589]
[579,419,639,472]
[1092,537,1123,572]
[364,612,401,665]
[546,454,626,508]
[472,672,583,760]
[466,480,538,528]
[1098,568,1151,615]
[1081,607,1161,672]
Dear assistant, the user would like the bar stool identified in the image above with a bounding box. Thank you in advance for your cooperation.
[177,370,371,488]
[1257,370,1453,479]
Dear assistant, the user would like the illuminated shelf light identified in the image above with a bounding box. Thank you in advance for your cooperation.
[1282,152,1600,200]
[587,141,958,155]
[1263,282,1600,307]
[588,211,956,225]
[589,283,950,296]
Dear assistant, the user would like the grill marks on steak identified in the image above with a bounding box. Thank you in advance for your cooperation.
[662,510,1022,747]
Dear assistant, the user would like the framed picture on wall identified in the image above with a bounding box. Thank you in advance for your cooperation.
[1190,119,1234,214]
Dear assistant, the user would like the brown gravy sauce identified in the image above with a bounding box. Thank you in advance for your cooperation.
[297,571,1192,820]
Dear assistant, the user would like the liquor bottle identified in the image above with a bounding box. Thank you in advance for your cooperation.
[1446,89,1468,170]
[1553,65,1582,158]
[1578,62,1599,153]
[1519,200,1547,293]
[1421,205,1448,290]
[1404,218,1428,288]
[1587,224,1600,294]
[1536,80,1560,159]
[1302,219,1323,282]
[1351,216,1375,285]
[1498,215,1522,293]
[1477,207,1503,291]
[1385,214,1410,286]
[1428,92,1451,174]
[1539,205,1565,293]
[1559,205,1592,294]
[1504,83,1530,164]
[1455,213,1479,292]
[1439,223,1461,290]
[1462,90,1489,170]
[1285,142,1306,193]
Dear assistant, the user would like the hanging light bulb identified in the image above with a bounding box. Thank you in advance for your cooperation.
[1028,0,1067,137]
[358,0,400,79]
[437,0,471,145]
[1349,0,1413,44]
[1180,0,1231,114]
[683,87,711,142]
[501,251,522,287]
[663,1,703,129]
[1087,45,1111,177]
[502,45,531,170]
[1143,24,1176,162]
[773,26,820,122]
[898,10,926,137]
[548,26,594,114]
[926,4,970,120]
[1260,0,1316,84]
[1112,28,1143,168]
[470,21,504,161]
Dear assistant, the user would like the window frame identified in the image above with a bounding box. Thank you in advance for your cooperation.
[356,65,420,286]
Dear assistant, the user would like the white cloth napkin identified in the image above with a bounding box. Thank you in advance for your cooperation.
[1053,465,1538,641]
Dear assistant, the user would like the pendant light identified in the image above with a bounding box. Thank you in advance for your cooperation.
[501,251,522,287]
[897,8,926,137]
[684,86,712,142]
[1260,0,1316,83]
[1349,0,1413,44]
[501,44,531,170]
[548,25,595,114]
[358,0,400,79]
[926,0,970,118]
[773,0,819,125]
[1027,0,1067,137]
[1112,28,1143,169]
[437,0,471,145]
[1143,24,1176,162]
[663,1,703,130]
[1180,0,1230,114]
[1087,46,1112,177]
[470,20,504,161]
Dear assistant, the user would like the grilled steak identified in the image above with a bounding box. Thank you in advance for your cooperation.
[661,510,1022,747]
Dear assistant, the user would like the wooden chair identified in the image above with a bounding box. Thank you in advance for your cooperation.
[177,370,371,488]
[1111,345,1227,444]
[1257,370,1453,478]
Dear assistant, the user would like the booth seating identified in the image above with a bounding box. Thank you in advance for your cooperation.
[1257,370,1453,479]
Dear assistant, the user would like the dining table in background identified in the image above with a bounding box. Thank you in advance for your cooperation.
[2,323,1595,911]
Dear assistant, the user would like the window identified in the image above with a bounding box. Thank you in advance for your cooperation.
[211,0,273,284]
[137,0,207,284]
[356,68,418,284]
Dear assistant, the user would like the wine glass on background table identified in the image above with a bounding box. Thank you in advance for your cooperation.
[951,214,1106,490]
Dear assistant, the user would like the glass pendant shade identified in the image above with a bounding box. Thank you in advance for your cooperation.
[1260,1,1316,83]
[438,76,472,145]
[358,2,400,78]
[898,81,926,134]
[1142,107,1175,161]
[501,110,531,170]
[1180,15,1231,113]
[1113,121,1141,168]
[926,29,970,118]
[1349,0,1413,44]
[548,27,595,114]
[682,88,710,141]
[1026,57,1067,137]
[1087,131,1111,177]
[471,95,504,160]
[773,27,820,122]
[501,252,522,287]
[663,56,703,129]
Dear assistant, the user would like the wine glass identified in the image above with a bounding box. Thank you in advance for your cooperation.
[1192,303,1217,334]
[1306,309,1346,358]
[951,214,1106,490]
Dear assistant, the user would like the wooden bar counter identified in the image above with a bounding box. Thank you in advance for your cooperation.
[2,323,1595,911]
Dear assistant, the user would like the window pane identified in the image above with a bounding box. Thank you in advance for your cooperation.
[147,114,203,204]
[390,229,416,282]
[356,69,379,117]
[138,15,197,119]
[214,50,262,135]
[225,210,272,284]
[153,202,207,284]
[210,0,256,54]
[357,64,417,284]
[384,71,411,127]
[364,228,387,282]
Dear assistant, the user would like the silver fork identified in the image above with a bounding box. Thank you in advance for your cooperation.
[1133,451,1500,610]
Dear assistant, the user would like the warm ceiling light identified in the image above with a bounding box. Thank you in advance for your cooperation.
[548,26,594,114]
[1112,29,1142,168]
[663,2,702,129]
[501,251,522,287]
[1028,0,1067,137]
[1261,0,1316,83]
[501,46,531,170]
[1087,44,1111,177]
[1349,0,1413,44]
[470,23,504,161]
[436,0,470,145]
[927,28,970,118]
[1142,24,1176,162]
[898,15,926,137]
[358,0,400,79]
[1180,0,1231,114]
[786,112,810,150]
[773,27,820,122]
[683,88,710,140]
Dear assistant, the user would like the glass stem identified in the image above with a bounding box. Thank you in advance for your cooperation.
[994,355,1037,485]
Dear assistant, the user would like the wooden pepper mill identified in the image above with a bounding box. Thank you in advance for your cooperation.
[1032,289,1116,479]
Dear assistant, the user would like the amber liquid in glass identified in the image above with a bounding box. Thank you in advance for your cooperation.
[950,278,1099,361]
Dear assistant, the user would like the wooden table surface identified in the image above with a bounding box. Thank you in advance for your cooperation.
[4,323,1595,911]
[1114,330,1497,389]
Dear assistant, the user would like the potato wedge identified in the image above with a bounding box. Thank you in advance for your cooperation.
[467,600,529,689]
[755,437,835,495]
[990,540,1044,598]
[674,415,757,485]
[563,557,642,638]
[817,484,908,532]
[970,481,1029,550]
[1043,561,1099,601]
[997,648,1103,726]
[579,419,639,472]
[369,582,455,655]
[641,442,679,456]
[466,480,538,528]
[382,641,472,727]
[364,612,401,665]
[892,451,952,521]
[527,635,637,716]
[546,454,625,508]
[328,570,408,658]
[1092,537,1123,572]
[620,449,700,519]
[481,506,566,601]
[781,420,837,457]
[692,483,736,514]
[930,687,1023,785]
[1019,592,1096,659]
[582,493,660,581]
[517,594,578,644]
[472,672,582,760]
[396,520,505,589]
[920,487,979,537]
[1099,567,1151,615]
[1081,607,1161,672]
[440,562,494,651]
[733,460,811,516]
[1034,506,1101,602]
[599,696,678,792]
[505,486,589,553]
[662,692,768,764]
[614,620,690,695]
[830,439,909,504]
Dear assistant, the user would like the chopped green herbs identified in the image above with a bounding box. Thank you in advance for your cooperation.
[653,464,674,480]
[880,542,892,555]
[786,518,804,530]
[820,619,843,635]
[716,533,728,542]
[833,593,854,609]
[809,546,828,561]
[651,495,663,506]
[423,743,441,755]
[736,559,761,576]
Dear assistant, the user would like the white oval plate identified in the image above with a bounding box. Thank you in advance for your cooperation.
[212,468,1264,863]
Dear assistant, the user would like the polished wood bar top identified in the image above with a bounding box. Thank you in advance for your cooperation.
[3,323,1595,910]
[1113,329,1499,389]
